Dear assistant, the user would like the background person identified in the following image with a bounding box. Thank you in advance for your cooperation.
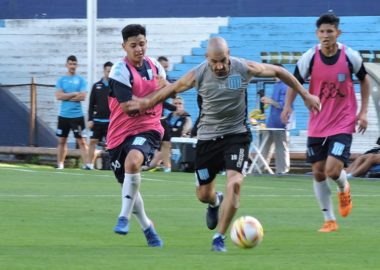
[346,146,380,177]
[259,63,295,175]
[166,96,192,137]
[55,55,90,169]
[87,61,113,170]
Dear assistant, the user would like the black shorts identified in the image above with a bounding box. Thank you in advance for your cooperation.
[195,132,251,185]
[89,121,109,140]
[56,116,86,138]
[306,133,352,166]
[108,131,161,183]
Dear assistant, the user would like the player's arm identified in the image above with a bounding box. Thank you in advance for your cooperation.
[246,62,309,100]
[128,70,196,114]
[70,91,86,101]
[246,61,320,115]
[357,74,370,134]
[55,89,79,100]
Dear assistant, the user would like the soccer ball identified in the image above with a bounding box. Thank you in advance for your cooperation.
[230,216,264,249]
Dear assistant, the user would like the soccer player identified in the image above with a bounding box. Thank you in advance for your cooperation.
[281,13,369,232]
[55,55,90,169]
[107,24,167,247]
[87,61,113,169]
[128,36,320,251]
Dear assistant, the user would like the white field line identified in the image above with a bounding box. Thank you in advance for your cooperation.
[0,194,379,198]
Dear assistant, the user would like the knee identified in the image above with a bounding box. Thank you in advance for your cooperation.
[325,169,341,180]
[196,187,213,203]
[125,150,144,172]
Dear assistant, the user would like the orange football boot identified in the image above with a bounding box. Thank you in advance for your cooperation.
[338,182,352,217]
[318,220,339,233]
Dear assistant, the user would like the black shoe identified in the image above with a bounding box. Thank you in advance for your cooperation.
[206,192,223,230]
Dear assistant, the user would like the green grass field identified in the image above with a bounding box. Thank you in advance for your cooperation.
[0,163,379,270]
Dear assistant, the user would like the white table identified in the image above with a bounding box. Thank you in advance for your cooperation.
[248,127,286,174]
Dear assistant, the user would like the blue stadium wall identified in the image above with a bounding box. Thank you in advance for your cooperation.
[0,0,379,19]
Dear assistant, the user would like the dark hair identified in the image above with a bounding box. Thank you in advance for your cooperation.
[122,24,146,41]
[67,55,77,63]
[157,56,169,62]
[316,13,340,28]
[104,61,113,68]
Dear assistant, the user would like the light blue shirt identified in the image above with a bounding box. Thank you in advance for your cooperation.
[56,75,87,118]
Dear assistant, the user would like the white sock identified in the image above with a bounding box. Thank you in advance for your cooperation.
[57,163,64,169]
[334,170,348,192]
[119,173,141,219]
[313,179,336,221]
[210,192,220,208]
[132,192,151,230]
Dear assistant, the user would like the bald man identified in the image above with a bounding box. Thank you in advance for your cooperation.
[128,37,320,252]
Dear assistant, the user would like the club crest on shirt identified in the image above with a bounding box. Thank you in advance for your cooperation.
[338,73,346,82]
[228,75,242,90]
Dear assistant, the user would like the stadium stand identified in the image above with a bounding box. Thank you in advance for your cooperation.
[168,16,380,153]
[0,16,379,157]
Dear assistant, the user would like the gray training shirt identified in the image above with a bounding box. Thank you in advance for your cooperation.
[194,56,253,140]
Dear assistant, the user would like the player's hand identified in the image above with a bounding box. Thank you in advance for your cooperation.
[281,106,293,124]
[87,121,94,129]
[260,96,272,105]
[155,75,169,89]
[127,96,149,116]
[356,111,368,134]
[304,93,321,115]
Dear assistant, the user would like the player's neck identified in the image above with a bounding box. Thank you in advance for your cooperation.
[127,57,144,68]
[320,43,338,57]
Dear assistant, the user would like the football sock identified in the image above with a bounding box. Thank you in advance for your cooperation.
[313,179,336,221]
[209,192,221,208]
[119,173,141,219]
[132,192,151,230]
[213,232,225,239]
[334,170,348,192]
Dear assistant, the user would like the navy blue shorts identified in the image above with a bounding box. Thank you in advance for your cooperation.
[89,121,109,141]
[108,131,161,183]
[306,133,352,166]
[195,132,251,186]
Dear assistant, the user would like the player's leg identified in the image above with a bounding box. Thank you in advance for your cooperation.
[115,131,163,246]
[274,130,290,174]
[161,141,172,172]
[57,137,68,169]
[311,160,338,232]
[72,117,91,168]
[55,116,70,169]
[307,136,338,232]
[258,131,273,172]
[87,122,101,169]
[218,169,244,235]
[87,138,99,169]
[325,134,352,218]
[195,139,224,231]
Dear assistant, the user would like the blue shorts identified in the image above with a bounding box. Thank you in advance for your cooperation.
[108,131,161,183]
[306,134,352,166]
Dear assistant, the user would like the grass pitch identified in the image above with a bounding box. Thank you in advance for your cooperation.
[0,163,379,270]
